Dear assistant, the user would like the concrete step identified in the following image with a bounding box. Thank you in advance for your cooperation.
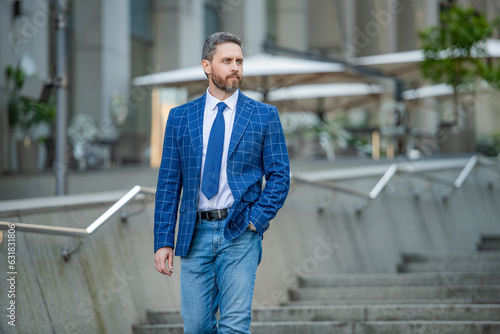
[133,324,183,334]
[133,321,500,334]
[357,304,500,322]
[289,286,500,302]
[250,321,353,334]
[146,309,182,325]
[402,251,500,262]
[298,272,500,288]
[285,298,500,306]
[135,248,500,333]
[478,235,500,251]
[133,321,355,334]
[145,304,500,324]
[359,321,500,334]
[398,260,500,273]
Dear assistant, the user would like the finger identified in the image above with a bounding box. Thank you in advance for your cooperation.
[162,254,173,276]
[154,253,167,275]
[167,252,174,271]
[154,256,161,273]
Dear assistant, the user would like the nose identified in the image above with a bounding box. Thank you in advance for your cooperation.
[231,61,239,72]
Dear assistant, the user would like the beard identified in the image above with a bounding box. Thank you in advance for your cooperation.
[211,71,243,93]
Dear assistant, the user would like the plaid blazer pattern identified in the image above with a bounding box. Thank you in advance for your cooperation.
[154,91,290,256]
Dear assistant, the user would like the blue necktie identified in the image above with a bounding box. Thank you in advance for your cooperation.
[201,102,227,200]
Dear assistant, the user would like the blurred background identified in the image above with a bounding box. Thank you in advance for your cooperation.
[1,1,500,333]
[1,0,499,199]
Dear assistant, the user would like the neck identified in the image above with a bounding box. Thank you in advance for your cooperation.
[208,85,236,101]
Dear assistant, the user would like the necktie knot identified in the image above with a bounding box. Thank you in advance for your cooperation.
[217,102,227,114]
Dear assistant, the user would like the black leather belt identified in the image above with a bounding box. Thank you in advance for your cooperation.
[197,208,229,221]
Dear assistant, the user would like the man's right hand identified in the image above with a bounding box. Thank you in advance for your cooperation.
[154,247,174,276]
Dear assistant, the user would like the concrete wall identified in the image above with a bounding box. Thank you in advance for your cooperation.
[1,158,499,333]
[0,191,170,334]
[0,166,159,201]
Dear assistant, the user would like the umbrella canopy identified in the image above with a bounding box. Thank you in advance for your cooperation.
[402,83,453,100]
[352,39,500,82]
[266,83,383,113]
[133,53,368,97]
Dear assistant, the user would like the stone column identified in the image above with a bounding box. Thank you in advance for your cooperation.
[72,0,130,140]
[307,0,343,58]
[242,0,266,56]
[153,0,204,71]
[220,0,265,56]
[276,0,308,51]
[340,0,356,59]
[354,0,403,56]
[218,0,266,57]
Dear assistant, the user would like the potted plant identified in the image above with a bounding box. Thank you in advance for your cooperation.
[6,65,55,172]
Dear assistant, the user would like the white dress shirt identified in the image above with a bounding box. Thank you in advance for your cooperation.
[197,89,239,211]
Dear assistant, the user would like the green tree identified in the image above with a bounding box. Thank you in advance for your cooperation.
[418,5,500,126]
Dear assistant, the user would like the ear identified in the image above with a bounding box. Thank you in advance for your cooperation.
[201,59,211,76]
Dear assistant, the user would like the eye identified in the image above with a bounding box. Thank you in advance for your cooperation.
[223,59,229,63]
[237,60,243,65]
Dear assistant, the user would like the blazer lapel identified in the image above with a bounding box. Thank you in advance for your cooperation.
[228,92,255,158]
[188,94,206,171]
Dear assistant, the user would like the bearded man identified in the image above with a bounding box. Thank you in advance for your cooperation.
[153,32,290,334]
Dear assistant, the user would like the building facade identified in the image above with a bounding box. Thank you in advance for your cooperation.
[1,0,500,174]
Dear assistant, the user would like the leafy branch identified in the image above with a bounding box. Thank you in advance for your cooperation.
[419,5,500,125]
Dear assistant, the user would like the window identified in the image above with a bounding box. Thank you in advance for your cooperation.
[131,0,153,42]
[205,0,222,38]
[266,0,278,44]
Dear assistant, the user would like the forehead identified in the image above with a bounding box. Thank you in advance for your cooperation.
[213,42,243,58]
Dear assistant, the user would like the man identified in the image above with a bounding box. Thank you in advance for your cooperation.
[153,32,290,333]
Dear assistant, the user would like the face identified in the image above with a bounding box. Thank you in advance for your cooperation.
[202,43,244,94]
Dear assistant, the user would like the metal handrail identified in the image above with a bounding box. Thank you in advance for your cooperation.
[408,155,498,201]
[0,185,156,260]
[293,163,399,214]
[293,155,498,214]
[294,163,398,200]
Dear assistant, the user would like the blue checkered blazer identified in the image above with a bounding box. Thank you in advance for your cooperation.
[154,91,290,256]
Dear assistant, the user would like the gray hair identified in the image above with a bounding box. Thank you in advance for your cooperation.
[202,32,243,61]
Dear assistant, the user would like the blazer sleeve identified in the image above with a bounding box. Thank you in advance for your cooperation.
[154,111,182,253]
[248,106,290,235]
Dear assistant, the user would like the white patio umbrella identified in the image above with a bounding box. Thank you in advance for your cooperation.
[402,83,454,100]
[133,53,369,98]
[352,39,500,82]
[266,83,383,114]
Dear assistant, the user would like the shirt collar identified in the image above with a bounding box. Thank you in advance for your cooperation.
[206,88,239,113]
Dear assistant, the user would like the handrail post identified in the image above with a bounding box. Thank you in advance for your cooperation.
[442,155,478,202]
[86,186,142,234]
[453,155,478,188]
[369,164,399,199]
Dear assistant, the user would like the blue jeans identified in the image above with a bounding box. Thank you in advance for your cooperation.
[180,217,262,334]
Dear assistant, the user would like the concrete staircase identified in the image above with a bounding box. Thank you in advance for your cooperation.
[133,235,500,333]
[478,235,500,251]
